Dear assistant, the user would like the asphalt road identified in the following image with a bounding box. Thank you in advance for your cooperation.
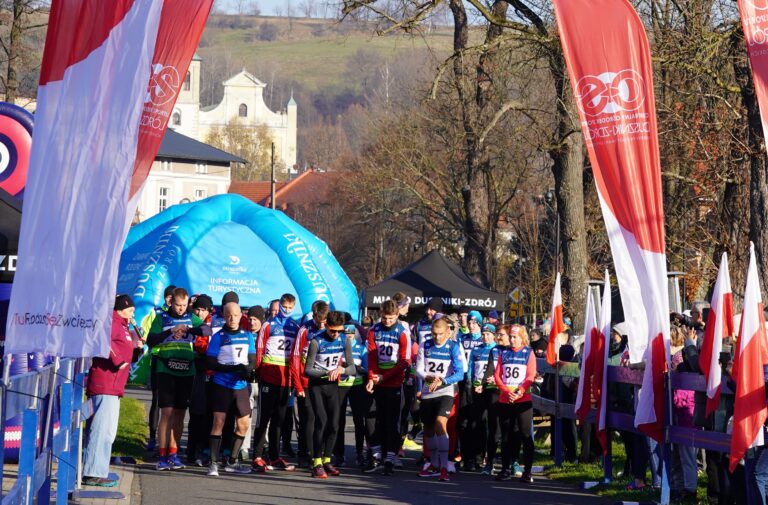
[127,387,601,505]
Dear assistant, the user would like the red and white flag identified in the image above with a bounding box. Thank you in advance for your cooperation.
[553,0,670,441]
[699,253,734,418]
[595,270,611,454]
[730,243,768,472]
[546,272,566,366]
[736,0,768,145]
[5,0,212,357]
[575,284,598,421]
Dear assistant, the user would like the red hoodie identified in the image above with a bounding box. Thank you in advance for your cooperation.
[86,311,141,397]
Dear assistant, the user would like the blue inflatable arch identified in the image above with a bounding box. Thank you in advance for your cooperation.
[117,194,359,323]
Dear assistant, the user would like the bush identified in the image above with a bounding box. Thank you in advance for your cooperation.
[258,21,279,41]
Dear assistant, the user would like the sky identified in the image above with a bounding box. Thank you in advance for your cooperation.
[216,0,335,17]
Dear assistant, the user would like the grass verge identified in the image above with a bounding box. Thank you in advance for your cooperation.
[112,397,147,461]
[533,432,708,503]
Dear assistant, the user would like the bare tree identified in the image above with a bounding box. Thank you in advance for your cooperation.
[299,0,315,18]
[0,0,49,104]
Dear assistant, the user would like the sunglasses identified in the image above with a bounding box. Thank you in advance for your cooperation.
[327,328,344,335]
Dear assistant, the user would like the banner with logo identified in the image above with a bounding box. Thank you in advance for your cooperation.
[553,0,670,441]
[5,0,212,357]
[737,0,768,144]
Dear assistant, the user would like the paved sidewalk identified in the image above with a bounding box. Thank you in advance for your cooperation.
[70,463,139,504]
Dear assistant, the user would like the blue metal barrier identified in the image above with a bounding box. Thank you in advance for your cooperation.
[0,357,91,505]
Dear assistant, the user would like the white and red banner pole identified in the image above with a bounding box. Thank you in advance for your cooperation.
[5,0,212,358]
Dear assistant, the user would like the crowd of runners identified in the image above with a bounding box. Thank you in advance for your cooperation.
[139,286,536,482]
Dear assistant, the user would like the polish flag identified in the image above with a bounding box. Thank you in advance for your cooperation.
[553,0,670,442]
[595,270,611,454]
[729,243,768,472]
[575,284,598,420]
[5,0,212,357]
[546,272,566,367]
[699,253,733,417]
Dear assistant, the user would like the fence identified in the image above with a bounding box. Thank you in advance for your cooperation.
[0,357,94,505]
[532,357,736,482]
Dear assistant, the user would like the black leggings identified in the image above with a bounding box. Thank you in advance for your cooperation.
[148,360,159,439]
[252,383,290,461]
[348,384,376,455]
[373,387,402,459]
[309,382,340,459]
[400,383,415,441]
[499,401,534,473]
[297,394,314,459]
[333,386,352,458]
[485,391,501,464]
[465,389,489,464]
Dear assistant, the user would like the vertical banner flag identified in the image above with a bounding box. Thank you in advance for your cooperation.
[730,243,768,471]
[553,0,670,441]
[5,0,212,357]
[595,270,611,454]
[546,272,565,366]
[699,253,734,417]
[574,284,598,420]
[737,0,768,144]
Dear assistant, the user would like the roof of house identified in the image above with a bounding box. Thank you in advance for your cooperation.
[229,180,288,206]
[157,128,245,164]
[228,170,339,207]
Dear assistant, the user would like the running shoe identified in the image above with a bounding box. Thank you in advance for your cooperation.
[383,461,394,476]
[312,464,328,479]
[480,463,494,476]
[146,437,157,452]
[169,454,186,469]
[446,461,457,474]
[83,477,118,487]
[422,460,433,472]
[520,472,533,484]
[333,455,345,468]
[207,462,219,477]
[494,469,511,481]
[398,448,405,458]
[439,468,450,482]
[402,438,422,451]
[252,457,270,473]
[363,460,383,473]
[225,461,252,474]
[323,463,341,476]
[156,456,172,471]
[194,455,207,467]
[270,458,296,472]
[417,466,440,478]
[512,461,523,477]
[393,456,404,469]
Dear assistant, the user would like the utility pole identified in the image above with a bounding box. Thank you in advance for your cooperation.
[270,142,276,210]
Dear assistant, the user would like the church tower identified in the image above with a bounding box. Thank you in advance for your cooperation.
[171,52,202,140]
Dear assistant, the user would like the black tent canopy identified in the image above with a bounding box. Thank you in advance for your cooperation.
[363,250,506,311]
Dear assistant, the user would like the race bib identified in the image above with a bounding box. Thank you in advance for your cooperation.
[266,335,293,358]
[218,344,249,366]
[425,358,450,377]
[317,352,342,371]
[473,361,488,383]
[377,342,399,364]
[502,363,527,387]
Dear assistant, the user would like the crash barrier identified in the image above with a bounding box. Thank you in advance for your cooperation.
[0,357,95,504]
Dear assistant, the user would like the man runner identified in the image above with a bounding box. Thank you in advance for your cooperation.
[206,302,256,476]
[415,318,464,482]
[252,293,300,472]
[365,300,411,475]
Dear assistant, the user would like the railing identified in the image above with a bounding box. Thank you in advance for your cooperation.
[0,357,92,504]
[532,357,736,481]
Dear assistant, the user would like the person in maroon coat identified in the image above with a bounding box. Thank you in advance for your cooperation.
[82,295,144,487]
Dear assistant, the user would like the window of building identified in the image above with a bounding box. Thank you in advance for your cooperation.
[159,187,170,212]
[172,111,181,126]
[160,160,171,171]
[196,162,208,174]
[184,71,191,91]
[239,103,248,117]
[195,188,207,200]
